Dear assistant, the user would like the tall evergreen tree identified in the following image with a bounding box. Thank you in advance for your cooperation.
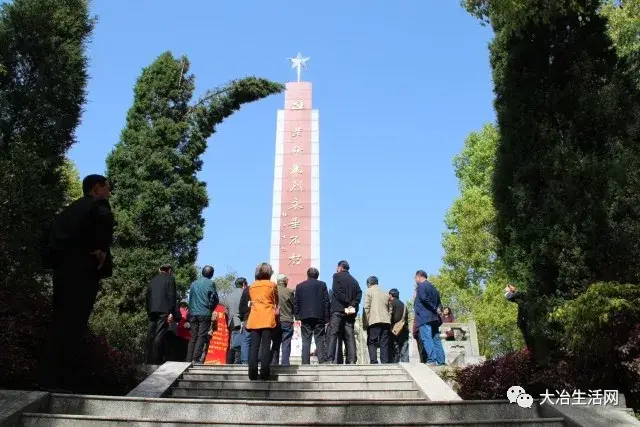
[93,52,283,356]
[490,0,640,299]
[0,0,93,291]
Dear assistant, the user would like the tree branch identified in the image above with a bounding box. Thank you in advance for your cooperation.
[188,86,233,113]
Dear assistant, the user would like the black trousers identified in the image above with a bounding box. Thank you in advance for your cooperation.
[146,313,169,364]
[199,333,211,363]
[168,335,188,362]
[333,325,344,364]
[227,326,242,364]
[367,323,391,364]
[301,318,326,364]
[41,263,100,388]
[270,324,282,365]
[249,328,273,380]
[327,312,356,364]
[415,334,427,363]
[186,315,211,362]
[325,318,345,363]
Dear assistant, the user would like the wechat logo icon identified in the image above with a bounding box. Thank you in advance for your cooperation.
[508,385,534,408]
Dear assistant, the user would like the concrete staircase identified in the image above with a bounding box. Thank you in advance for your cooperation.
[16,363,567,426]
[170,364,423,400]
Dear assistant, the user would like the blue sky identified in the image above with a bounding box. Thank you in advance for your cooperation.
[71,1,495,303]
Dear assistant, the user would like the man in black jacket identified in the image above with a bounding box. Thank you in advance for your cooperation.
[146,264,178,364]
[389,288,410,362]
[238,281,252,364]
[40,174,114,390]
[327,260,362,364]
[294,267,330,364]
[326,290,344,364]
[504,284,534,351]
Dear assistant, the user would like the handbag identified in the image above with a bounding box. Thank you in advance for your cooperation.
[391,305,407,336]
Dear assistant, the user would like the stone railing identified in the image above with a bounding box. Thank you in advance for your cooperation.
[327,317,483,366]
[407,318,483,366]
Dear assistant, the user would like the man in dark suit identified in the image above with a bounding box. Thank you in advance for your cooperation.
[326,290,344,364]
[146,264,178,364]
[40,174,114,390]
[237,279,253,364]
[327,260,362,364]
[414,270,445,365]
[294,267,330,364]
[504,283,534,351]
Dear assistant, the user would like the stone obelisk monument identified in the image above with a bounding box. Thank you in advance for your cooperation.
[270,53,320,289]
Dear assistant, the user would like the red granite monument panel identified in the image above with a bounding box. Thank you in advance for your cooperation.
[278,82,313,288]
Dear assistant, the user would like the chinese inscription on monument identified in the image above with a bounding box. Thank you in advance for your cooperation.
[271,52,318,290]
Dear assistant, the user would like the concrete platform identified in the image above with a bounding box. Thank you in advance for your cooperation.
[37,394,558,424]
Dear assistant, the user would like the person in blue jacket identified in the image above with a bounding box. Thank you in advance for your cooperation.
[413,270,446,365]
[186,265,219,363]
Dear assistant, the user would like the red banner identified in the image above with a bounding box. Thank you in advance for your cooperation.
[204,304,229,365]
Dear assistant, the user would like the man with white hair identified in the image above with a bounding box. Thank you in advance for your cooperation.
[271,273,295,365]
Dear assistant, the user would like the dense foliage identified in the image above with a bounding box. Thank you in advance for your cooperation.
[468,0,640,363]
[492,0,640,300]
[456,283,640,409]
[92,52,284,358]
[602,0,640,88]
[0,0,93,292]
[457,0,640,413]
[0,289,139,395]
[0,0,140,394]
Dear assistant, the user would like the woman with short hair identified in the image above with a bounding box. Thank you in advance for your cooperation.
[246,262,279,380]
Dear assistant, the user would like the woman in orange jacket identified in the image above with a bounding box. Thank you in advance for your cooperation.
[246,262,279,381]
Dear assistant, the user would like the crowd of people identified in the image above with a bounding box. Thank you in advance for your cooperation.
[41,173,453,390]
[146,258,451,380]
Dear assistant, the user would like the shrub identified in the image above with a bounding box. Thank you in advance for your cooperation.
[457,283,640,411]
[0,288,138,395]
[456,349,537,400]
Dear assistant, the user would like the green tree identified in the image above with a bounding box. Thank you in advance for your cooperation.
[59,158,83,207]
[490,0,640,298]
[602,0,640,87]
[442,124,500,290]
[462,0,591,31]
[469,0,640,358]
[0,0,93,291]
[214,269,238,306]
[434,124,522,357]
[91,52,283,358]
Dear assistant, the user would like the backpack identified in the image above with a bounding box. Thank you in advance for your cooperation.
[391,304,407,336]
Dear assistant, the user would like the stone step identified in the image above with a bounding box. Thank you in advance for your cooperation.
[175,379,417,390]
[21,413,566,426]
[168,387,426,399]
[194,364,403,370]
[181,373,408,382]
[187,368,404,375]
[42,394,554,424]
[187,367,404,375]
